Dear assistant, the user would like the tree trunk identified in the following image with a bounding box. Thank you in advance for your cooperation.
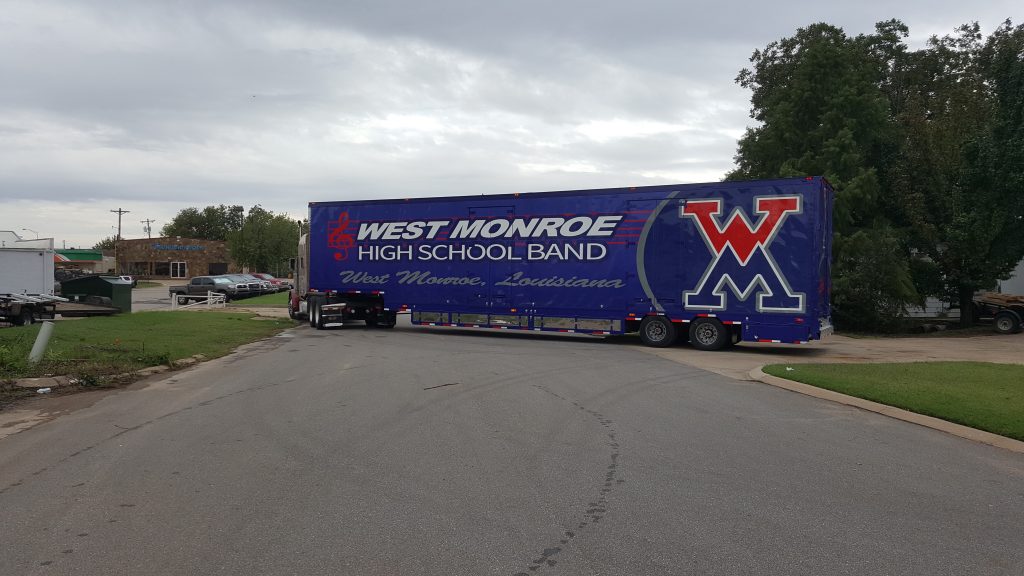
[958,284,975,328]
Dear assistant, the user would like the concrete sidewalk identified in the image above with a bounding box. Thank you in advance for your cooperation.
[640,332,1024,452]
[640,333,1024,381]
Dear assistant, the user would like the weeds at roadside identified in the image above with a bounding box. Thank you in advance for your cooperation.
[0,311,294,382]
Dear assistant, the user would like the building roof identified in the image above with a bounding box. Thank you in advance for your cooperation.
[56,249,104,261]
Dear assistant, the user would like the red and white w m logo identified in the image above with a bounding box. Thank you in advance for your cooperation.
[681,196,805,313]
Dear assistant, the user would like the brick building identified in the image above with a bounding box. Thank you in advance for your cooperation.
[116,237,236,279]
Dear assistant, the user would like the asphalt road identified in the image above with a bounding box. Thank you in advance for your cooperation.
[1,322,1023,575]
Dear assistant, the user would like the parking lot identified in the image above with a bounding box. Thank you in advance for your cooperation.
[130,280,175,312]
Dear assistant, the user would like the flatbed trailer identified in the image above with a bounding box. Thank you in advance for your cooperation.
[0,293,63,326]
[973,293,1024,334]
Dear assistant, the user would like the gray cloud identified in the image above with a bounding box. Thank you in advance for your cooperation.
[0,0,1019,246]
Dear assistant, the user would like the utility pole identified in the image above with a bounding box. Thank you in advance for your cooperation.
[111,208,130,240]
[111,208,130,274]
[141,218,155,239]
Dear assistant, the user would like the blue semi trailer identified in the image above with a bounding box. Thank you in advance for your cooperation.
[290,177,833,350]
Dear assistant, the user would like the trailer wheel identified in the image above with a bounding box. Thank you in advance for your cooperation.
[314,304,326,330]
[14,307,34,326]
[309,298,327,330]
[994,311,1021,334]
[689,318,729,351]
[308,300,319,328]
[639,316,677,347]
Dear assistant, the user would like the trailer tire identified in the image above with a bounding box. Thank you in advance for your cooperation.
[309,300,319,329]
[639,316,676,347]
[994,311,1021,334]
[689,318,729,351]
[14,307,33,326]
[315,304,326,330]
[309,298,327,330]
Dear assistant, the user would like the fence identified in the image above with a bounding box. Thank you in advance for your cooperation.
[169,291,226,310]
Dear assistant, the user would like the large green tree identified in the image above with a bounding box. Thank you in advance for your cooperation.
[160,204,244,240]
[227,205,301,276]
[731,19,1024,330]
[92,236,117,251]
[888,21,1024,325]
[729,21,919,331]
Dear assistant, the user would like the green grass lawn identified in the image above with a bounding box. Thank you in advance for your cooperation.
[0,311,294,382]
[764,362,1024,441]
[134,281,163,289]
[229,291,289,307]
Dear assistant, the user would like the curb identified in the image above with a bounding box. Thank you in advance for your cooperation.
[11,354,208,390]
[749,367,1024,454]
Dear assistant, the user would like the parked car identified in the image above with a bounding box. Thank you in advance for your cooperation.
[119,275,138,288]
[252,273,292,292]
[239,272,272,293]
[225,276,262,298]
[169,275,252,303]
[229,274,272,295]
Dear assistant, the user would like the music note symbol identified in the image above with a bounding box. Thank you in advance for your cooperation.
[327,212,356,261]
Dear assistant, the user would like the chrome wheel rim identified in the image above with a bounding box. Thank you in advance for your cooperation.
[695,323,718,345]
[645,322,666,342]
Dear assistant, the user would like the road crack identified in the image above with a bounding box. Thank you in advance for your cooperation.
[513,386,625,575]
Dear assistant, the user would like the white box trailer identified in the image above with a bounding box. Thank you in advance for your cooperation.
[0,248,59,325]
[0,248,55,295]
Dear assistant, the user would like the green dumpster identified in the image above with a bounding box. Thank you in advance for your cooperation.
[59,276,133,313]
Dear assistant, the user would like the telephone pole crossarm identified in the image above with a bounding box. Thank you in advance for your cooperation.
[111,208,131,275]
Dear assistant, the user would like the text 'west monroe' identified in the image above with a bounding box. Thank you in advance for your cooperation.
[357,215,623,241]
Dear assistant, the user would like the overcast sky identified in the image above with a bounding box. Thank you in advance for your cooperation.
[0,1,1018,248]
